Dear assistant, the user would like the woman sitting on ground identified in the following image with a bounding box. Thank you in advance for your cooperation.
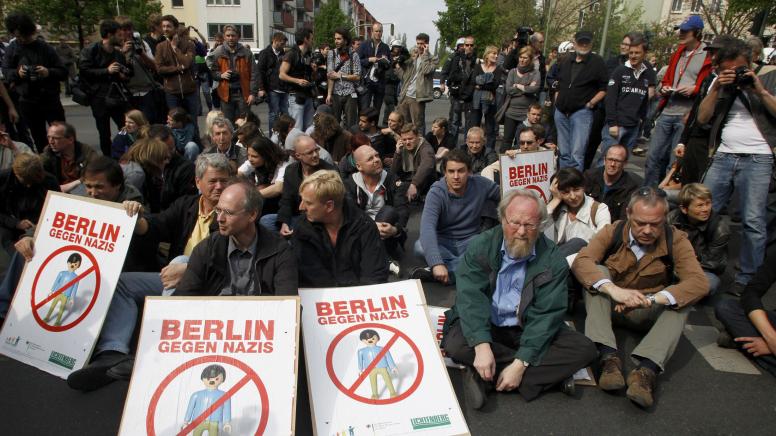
[111,109,149,159]
[120,137,170,213]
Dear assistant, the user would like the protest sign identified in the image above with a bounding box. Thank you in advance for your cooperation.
[0,192,136,378]
[118,297,300,436]
[499,149,556,201]
[301,280,469,436]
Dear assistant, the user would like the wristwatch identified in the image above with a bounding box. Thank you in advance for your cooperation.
[646,294,657,305]
[516,359,529,368]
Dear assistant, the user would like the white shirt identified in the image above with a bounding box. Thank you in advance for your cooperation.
[716,86,771,154]
[550,195,611,244]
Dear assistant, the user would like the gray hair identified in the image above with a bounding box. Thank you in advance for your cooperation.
[293,134,316,151]
[195,153,234,179]
[498,189,549,228]
[230,180,264,215]
[626,187,669,214]
[210,116,234,134]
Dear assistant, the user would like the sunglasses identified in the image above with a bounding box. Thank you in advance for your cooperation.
[635,187,667,198]
[519,140,535,145]
[464,44,474,47]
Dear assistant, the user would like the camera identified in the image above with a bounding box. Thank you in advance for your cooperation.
[117,64,131,75]
[227,70,240,82]
[310,51,326,67]
[733,65,754,87]
[22,65,39,81]
[131,31,143,54]
[515,26,534,48]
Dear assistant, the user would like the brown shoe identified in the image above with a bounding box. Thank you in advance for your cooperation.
[598,354,625,391]
[626,367,656,408]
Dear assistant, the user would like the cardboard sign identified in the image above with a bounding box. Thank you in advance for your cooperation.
[499,149,557,202]
[426,305,465,369]
[300,280,469,436]
[118,297,300,436]
[0,192,136,378]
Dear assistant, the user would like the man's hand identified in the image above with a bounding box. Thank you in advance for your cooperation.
[16,219,34,231]
[473,343,496,382]
[549,178,561,199]
[7,106,19,124]
[15,236,34,261]
[160,262,187,289]
[675,84,695,97]
[376,222,398,239]
[297,78,311,87]
[327,71,340,80]
[602,283,648,308]
[735,337,775,357]
[431,264,449,284]
[258,90,266,98]
[545,142,557,150]
[0,132,14,149]
[674,143,685,158]
[406,183,418,201]
[280,223,294,237]
[108,62,122,74]
[440,83,446,93]
[34,66,49,78]
[608,126,619,138]
[221,70,232,81]
[495,359,526,392]
[246,94,255,105]
[505,149,519,158]
[325,94,333,106]
[123,201,144,217]
[121,40,133,54]
[60,180,81,193]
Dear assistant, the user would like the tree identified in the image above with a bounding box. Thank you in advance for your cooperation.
[3,0,162,49]
[697,0,776,38]
[434,0,498,52]
[491,0,541,47]
[312,0,354,48]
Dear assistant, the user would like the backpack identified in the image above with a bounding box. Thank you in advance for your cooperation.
[603,220,674,279]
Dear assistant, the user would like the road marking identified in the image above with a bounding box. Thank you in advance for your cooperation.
[683,325,761,375]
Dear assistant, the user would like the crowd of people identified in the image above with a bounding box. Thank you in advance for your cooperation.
[0,9,775,415]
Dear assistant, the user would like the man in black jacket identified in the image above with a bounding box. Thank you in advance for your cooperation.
[441,36,477,140]
[357,23,391,120]
[2,12,67,152]
[293,169,388,287]
[67,154,234,391]
[583,144,641,220]
[257,32,289,131]
[345,145,408,264]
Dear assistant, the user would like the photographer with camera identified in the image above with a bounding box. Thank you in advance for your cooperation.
[2,12,67,153]
[280,28,315,131]
[441,36,476,140]
[155,15,199,129]
[116,17,164,125]
[206,25,256,124]
[383,40,407,121]
[78,19,132,157]
[698,37,776,296]
[357,23,391,121]
[326,28,361,129]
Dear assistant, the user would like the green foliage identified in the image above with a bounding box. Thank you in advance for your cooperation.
[434,0,498,53]
[3,0,162,48]
[699,0,776,37]
[312,0,354,48]
[578,0,644,58]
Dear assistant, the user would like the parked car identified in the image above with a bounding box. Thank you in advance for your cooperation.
[433,69,447,99]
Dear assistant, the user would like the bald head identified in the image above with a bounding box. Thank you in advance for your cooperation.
[294,135,320,168]
[353,145,382,176]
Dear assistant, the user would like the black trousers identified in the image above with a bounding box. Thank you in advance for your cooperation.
[19,97,66,153]
[715,298,776,377]
[90,99,126,157]
[442,318,596,401]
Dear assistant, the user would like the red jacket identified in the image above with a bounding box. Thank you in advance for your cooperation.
[658,43,713,110]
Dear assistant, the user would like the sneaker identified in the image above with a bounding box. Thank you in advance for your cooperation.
[598,354,625,391]
[631,146,647,157]
[67,351,129,391]
[388,260,401,276]
[626,367,656,408]
[107,356,135,380]
[462,367,488,410]
[728,282,746,297]
[409,266,434,282]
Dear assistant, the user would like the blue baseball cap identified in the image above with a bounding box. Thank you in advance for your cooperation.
[675,15,704,31]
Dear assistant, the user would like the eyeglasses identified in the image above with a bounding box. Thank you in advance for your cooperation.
[505,221,539,231]
[635,187,667,198]
[605,157,625,164]
[464,44,474,47]
[214,207,245,217]
[518,140,535,145]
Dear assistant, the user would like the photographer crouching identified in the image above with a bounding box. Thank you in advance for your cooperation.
[698,37,776,296]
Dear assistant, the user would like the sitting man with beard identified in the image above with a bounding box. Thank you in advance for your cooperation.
[441,188,597,409]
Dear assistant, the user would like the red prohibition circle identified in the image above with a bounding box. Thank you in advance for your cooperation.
[30,244,101,332]
[325,322,424,405]
[525,184,548,202]
[146,355,270,436]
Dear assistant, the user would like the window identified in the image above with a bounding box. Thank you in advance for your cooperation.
[172,0,183,6]
[671,0,683,12]
[206,0,241,5]
[691,0,702,12]
[708,0,721,12]
[207,24,254,40]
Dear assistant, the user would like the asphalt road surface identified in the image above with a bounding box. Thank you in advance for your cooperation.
[1,96,775,435]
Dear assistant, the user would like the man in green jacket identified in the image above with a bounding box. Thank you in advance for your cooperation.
[442,189,596,408]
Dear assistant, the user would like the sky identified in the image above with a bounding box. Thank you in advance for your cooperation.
[360,0,446,49]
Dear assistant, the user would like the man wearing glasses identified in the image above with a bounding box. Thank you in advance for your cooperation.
[572,187,707,408]
[584,144,642,220]
[441,189,597,409]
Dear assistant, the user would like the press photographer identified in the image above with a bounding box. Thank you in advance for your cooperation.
[206,24,256,124]
[116,17,164,125]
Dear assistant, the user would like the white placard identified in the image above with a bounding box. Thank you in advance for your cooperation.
[118,297,300,436]
[0,192,136,378]
[499,149,557,202]
[300,280,469,436]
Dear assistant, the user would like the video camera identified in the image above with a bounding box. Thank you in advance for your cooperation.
[515,26,534,48]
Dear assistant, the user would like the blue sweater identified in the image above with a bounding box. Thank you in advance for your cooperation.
[420,175,500,267]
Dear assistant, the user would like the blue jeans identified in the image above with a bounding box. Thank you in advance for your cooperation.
[0,251,24,318]
[554,107,594,170]
[288,94,314,132]
[96,256,187,354]
[705,271,721,296]
[644,113,684,186]
[703,152,773,284]
[268,91,289,132]
[165,92,200,122]
[413,234,476,278]
[598,124,640,166]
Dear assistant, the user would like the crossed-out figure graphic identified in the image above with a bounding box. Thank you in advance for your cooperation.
[183,364,232,436]
[357,329,399,399]
[43,253,81,326]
